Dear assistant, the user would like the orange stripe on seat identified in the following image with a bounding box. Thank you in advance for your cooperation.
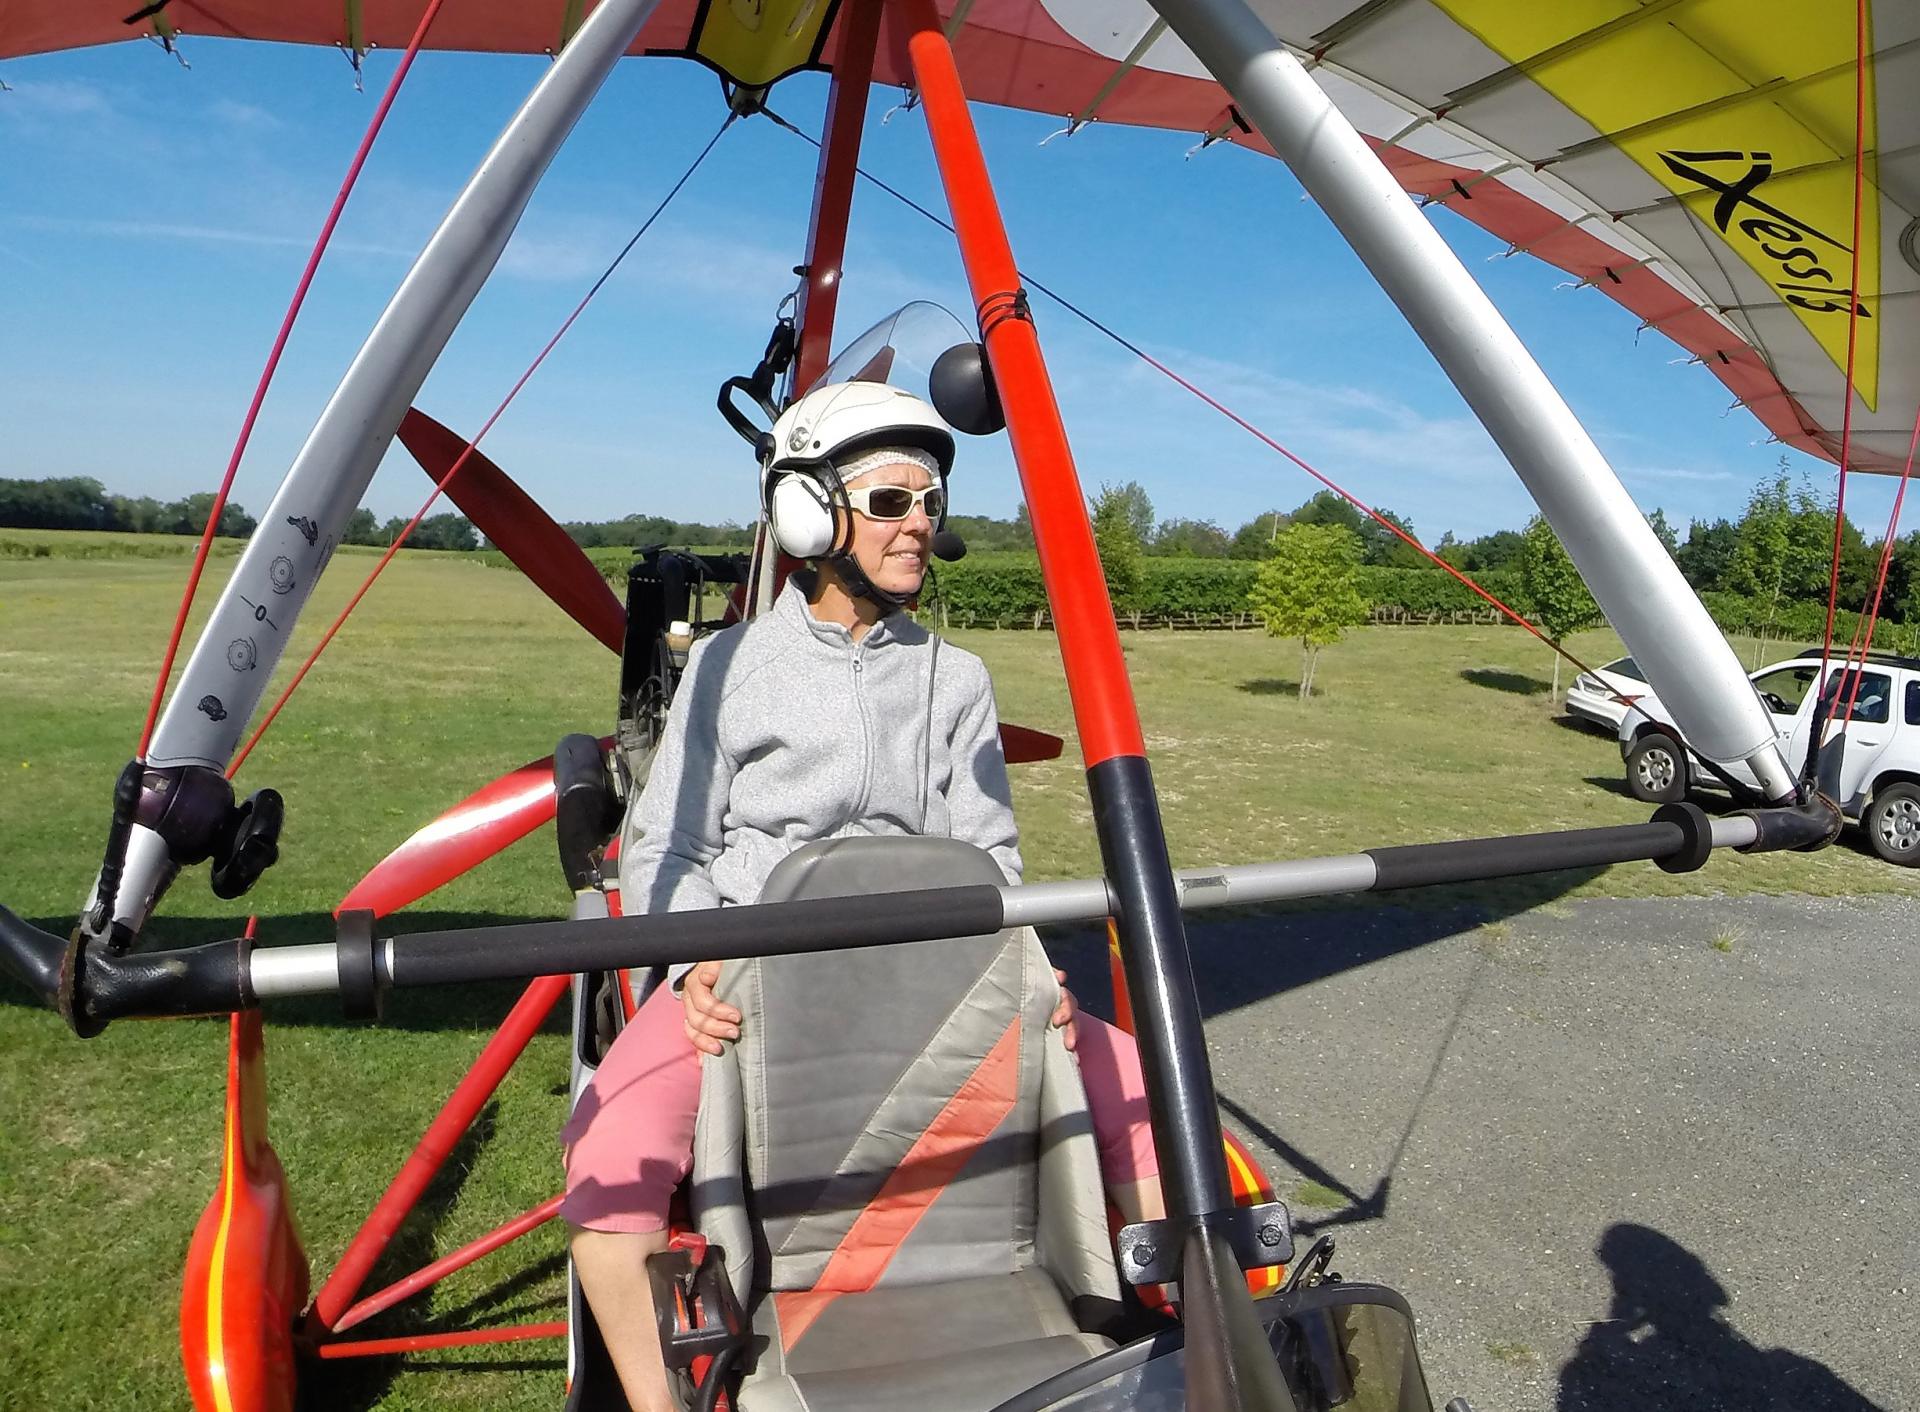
[775,1018,1023,1351]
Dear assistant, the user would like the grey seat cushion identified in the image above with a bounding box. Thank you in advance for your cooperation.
[689,837,1123,1410]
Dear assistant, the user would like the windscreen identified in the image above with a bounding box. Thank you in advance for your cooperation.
[1011,1290,1435,1412]
[819,301,976,429]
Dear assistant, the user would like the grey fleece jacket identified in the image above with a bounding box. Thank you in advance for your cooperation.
[619,577,1023,952]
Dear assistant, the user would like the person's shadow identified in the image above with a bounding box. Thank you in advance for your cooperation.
[1557,1224,1885,1411]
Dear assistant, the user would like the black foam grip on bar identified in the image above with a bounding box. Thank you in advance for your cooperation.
[1653,802,1714,874]
[1366,821,1685,892]
[337,908,382,1022]
[385,884,1007,989]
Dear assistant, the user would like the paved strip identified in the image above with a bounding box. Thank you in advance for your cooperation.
[1051,893,1919,1411]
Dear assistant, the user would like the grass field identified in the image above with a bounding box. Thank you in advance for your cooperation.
[2,537,1912,1409]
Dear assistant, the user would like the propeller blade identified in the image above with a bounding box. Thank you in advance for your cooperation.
[999,723,1065,764]
[397,407,626,654]
[337,738,612,918]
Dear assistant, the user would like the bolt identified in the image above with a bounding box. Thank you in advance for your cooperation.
[1132,1244,1156,1267]
[1258,1222,1285,1248]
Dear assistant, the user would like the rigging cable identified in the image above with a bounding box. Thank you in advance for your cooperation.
[1815,0,1873,695]
[758,106,1637,707]
[1832,405,1920,728]
[137,0,450,761]
[227,109,738,777]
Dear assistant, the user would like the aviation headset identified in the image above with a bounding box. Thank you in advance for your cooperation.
[761,381,957,609]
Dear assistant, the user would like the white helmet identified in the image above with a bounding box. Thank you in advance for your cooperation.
[763,381,956,560]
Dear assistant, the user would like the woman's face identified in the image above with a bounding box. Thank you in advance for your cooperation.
[843,460,937,598]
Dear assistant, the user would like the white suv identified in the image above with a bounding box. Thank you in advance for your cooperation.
[1616,650,1920,865]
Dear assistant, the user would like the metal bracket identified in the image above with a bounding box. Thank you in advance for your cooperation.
[1116,1201,1294,1286]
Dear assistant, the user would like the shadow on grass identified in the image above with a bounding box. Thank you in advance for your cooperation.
[2,910,577,1035]
[1238,677,1317,698]
[1583,774,1636,800]
[1460,667,1550,696]
[301,1104,534,1412]
[1553,712,1615,737]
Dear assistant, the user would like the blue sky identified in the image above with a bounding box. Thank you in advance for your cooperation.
[1,36,1900,546]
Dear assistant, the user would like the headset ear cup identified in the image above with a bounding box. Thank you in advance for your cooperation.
[768,474,835,559]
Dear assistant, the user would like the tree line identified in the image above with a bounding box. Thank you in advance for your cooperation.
[12,464,1916,635]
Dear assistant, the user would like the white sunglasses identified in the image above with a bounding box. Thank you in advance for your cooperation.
[844,482,947,521]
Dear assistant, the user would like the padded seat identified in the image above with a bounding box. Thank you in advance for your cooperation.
[689,836,1124,1412]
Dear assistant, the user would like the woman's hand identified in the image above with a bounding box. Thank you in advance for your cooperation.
[681,961,742,1056]
[1051,968,1079,1052]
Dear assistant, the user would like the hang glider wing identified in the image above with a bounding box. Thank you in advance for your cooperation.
[8,1,1913,469]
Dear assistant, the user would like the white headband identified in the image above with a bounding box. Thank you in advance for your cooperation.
[837,446,940,484]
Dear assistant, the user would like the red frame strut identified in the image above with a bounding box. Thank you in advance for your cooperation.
[334,1194,565,1334]
[308,973,571,1331]
[790,0,887,397]
[900,0,1147,768]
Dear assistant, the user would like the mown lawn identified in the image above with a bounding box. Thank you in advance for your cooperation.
[1,543,1909,1410]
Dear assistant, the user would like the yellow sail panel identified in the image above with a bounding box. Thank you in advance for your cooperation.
[690,0,838,90]
[1437,0,1881,410]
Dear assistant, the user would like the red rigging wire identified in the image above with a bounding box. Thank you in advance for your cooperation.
[136,0,449,760]
[1818,0,1872,682]
[227,112,736,778]
[1834,403,1920,728]
[757,111,1640,701]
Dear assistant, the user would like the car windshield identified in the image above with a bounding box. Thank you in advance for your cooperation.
[1603,657,1647,683]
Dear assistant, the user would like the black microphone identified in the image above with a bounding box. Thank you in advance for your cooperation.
[931,529,967,562]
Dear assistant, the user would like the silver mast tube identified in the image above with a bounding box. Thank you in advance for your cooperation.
[144,0,663,778]
[1146,0,1796,802]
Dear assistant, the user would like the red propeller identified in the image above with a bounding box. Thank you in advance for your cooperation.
[397,407,626,653]
[337,742,610,918]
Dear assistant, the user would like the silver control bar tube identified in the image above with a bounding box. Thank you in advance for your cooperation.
[1144,0,1798,804]
[145,0,664,778]
[244,813,1762,999]
[110,0,664,931]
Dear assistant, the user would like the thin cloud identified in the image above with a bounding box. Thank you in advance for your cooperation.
[0,79,110,118]
[207,97,284,132]
[1,213,416,261]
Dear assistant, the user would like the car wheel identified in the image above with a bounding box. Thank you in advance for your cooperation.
[1625,733,1688,803]
[1865,783,1920,866]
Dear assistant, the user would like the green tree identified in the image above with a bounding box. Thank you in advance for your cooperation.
[1228,510,1289,559]
[342,507,382,546]
[1151,517,1231,558]
[1090,482,1144,616]
[1647,508,1679,558]
[1101,480,1155,544]
[1727,467,1830,655]
[1246,522,1371,699]
[1517,515,1600,700]
[410,513,479,551]
[1675,517,1737,591]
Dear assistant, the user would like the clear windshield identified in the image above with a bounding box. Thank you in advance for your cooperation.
[820,301,977,423]
[1006,1289,1436,1412]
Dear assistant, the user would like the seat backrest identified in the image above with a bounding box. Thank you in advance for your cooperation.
[689,837,1117,1318]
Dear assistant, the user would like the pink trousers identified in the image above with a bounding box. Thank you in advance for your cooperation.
[561,980,1159,1233]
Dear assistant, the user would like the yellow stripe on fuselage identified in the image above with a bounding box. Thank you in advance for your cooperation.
[204,1087,240,1412]
[1436,0,1880,408]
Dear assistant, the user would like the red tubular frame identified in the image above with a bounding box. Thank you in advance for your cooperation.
[314,1322,567,1359]
[334,1195,565,1333]
[900,0,1146,769]
[791,0,886,396]
[308,973,571,1331]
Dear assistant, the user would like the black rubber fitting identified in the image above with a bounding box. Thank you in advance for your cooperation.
[337,908,382,1022]
[1736,799,1843,854]
[1652,801,1714,874]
